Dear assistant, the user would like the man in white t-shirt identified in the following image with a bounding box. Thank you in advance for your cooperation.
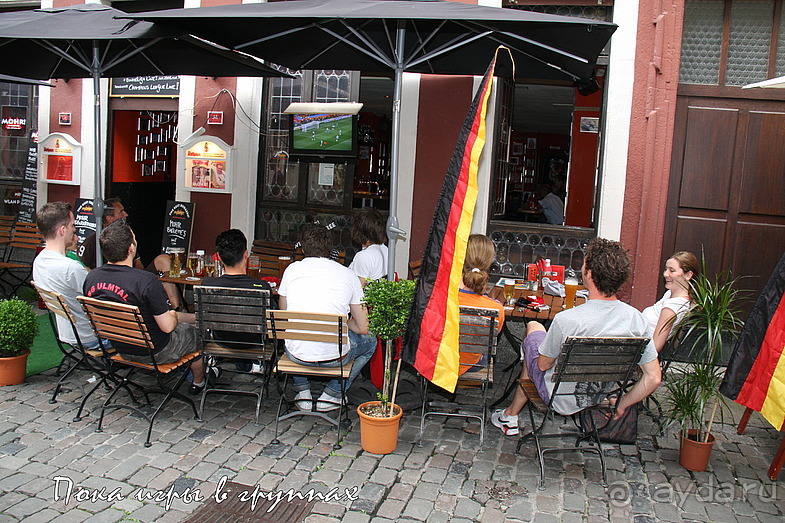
[491,238,662,436]
[278,224,377,412]
[536,184,564,225]
[32,202,100,349]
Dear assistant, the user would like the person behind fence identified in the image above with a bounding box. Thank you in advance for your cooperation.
[33,202,101,350]
[277,223,377,412]
[458,234,505,374]
[83,220,215,395]
[201,228,273,372]
[491,238,661,436]
[642,251,698,352]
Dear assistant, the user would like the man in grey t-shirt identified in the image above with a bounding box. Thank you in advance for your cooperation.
[33,202,99,348]
[491,238,661,436]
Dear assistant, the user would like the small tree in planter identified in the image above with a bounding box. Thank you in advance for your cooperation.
[357,278,415,454]
[0,298,38,386]
[663,258,745,471]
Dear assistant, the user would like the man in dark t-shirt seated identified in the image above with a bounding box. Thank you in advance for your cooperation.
[201,229,272,367]
[83,220,212,394]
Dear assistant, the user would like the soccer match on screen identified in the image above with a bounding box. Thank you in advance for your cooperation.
[292,113,354,152]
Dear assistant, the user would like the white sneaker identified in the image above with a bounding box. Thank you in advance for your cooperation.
[491,409,519,436]
[316,391,343,412]
[250,363,264,374]
[294,390,312,411]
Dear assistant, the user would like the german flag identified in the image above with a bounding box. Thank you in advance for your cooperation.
[402,51,506,393]
[721,252,785,430]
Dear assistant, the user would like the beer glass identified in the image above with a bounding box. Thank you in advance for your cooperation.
[204,260,215,277]
[247,255,261,279]
[503,282,516,306]
[564,269,579,309]
[187,252,199,276]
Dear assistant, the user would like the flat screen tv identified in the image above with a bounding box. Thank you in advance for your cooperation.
[289,113,357,159]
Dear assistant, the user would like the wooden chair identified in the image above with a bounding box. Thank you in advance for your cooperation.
[0,221,42,295]
[78,296,201,447]
[516,336,650,490]
[0,215,15,259]
[32,282,135,421]
[194,286,272,423]
[419,306,499,446]
[408,259,422,280]
[268,310,351,449]
[251,240,296,278]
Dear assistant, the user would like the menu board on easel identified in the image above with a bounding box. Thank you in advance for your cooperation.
[73,198,97,245]
[161,200,195,252]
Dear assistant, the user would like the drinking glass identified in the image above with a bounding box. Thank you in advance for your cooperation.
[204,260,215,277]
[247,255,261,279]
[564,268,579,309]
[503,282,516,306]
[187,252,199,276]
[168,248,183,277]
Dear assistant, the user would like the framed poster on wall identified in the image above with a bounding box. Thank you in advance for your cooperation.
[39,133,82,185]
[181,136,233,193]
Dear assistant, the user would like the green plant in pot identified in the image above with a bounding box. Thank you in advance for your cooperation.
[0,298,38,386]
[663,257,745,472]
[357,278,415,454]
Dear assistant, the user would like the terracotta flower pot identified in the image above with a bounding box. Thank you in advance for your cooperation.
[679,428,716,472]
[0,349,30,386]
[357,401,403,455]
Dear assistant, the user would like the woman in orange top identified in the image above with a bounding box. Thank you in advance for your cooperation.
[458,234,505,374]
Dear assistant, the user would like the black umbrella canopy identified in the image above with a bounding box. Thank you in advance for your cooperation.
[0,4,287,80]
[126,0,615,82]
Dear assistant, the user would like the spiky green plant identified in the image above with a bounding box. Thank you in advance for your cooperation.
[664,255,745,443]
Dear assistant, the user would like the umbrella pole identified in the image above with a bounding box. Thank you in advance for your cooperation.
[386,25,407,281]
[92,42,104,266]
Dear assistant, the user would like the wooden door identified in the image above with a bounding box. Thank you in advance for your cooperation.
[664,95,785,306]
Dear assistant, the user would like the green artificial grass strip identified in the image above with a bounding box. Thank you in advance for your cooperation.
[27,312,64,376]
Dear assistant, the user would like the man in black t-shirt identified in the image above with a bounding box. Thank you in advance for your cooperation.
[83,220,210,394]
[201,229,272,359]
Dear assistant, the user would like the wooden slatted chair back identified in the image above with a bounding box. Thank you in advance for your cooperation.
[268,310,348,348]
[251,240,296,278]
[194,286,270,351]
[457,306,498,383]
[78,296,154,352]
[553,337,649,385]
[0,215,15,251]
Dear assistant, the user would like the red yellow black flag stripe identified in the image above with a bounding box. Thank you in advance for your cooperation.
[721,252,785,430]
[403,50,509,393]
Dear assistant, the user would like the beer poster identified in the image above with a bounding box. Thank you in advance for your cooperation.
[183,137,232,193]
[73,198,97,245]
[39,133,82,185]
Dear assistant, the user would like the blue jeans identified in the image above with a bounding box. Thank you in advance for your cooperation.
[287,331,377,398]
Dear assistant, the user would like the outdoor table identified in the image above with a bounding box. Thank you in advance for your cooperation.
[487,282,586,349]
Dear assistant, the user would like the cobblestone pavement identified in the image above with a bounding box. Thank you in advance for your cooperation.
[0,362,784,522]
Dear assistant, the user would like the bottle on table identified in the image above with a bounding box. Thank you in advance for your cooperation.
[195,250,205,277]
[540,258,552,288]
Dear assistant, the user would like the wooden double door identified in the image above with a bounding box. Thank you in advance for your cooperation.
[664,93,785,306]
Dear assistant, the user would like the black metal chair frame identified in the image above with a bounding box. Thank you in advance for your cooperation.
[78,295,201,447]
[419,306,499,446]
[516,336,650,490]
[33,282,145,423]
[268,310,351,450]
[194,285,272,423]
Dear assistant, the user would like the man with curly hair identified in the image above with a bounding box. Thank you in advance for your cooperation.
[491,238,661,436]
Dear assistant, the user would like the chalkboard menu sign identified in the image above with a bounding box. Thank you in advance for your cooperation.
[17,131,38,223]
[161,201,195,252]
[110,76,180,98]
[73,198,97,245]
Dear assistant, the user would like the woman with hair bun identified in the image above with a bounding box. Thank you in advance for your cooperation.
[458,234,505,374]
[642,250,699,352]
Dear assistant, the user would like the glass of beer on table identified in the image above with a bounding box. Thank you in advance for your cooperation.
[247,255,261,279]
[168,248,184,278]
[503,280,516,306]
[564,268,579,309]
[187,252,199,277]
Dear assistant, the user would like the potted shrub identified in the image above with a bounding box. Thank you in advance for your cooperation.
[357,278,415,454]
[663,259,745,472]
[0,298,38,386]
